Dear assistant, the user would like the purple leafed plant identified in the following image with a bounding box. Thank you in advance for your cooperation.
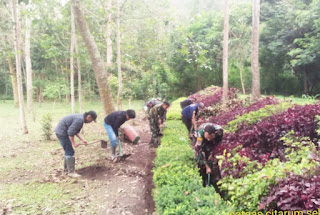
[189,87,238,107]
[259,170,320,212]
[209,96,279,126]
[214,104,320,178]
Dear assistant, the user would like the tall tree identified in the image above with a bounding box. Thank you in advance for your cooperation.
[105,0,112,69]
[70,4,76,113]
[25,3,33,113]
[116,0,122,109]
[71,0,114,114]
[11,0,28,134]
[251,0,260,99]
[74,31,82,113]
[222,0,229,103]
[7,57,19,107]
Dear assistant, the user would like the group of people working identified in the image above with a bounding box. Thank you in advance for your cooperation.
[54,100,170,178]
[54,98,223,192]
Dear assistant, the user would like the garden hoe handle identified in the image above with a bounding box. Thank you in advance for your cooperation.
[118,139,123,156]
[208,173,211,187]
[78,140,101,146]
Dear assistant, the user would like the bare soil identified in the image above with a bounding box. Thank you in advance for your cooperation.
[0,111,156,215]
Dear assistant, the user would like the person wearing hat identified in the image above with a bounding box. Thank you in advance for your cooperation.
[104,109,136,161]
[148,101,170,147]
[194,123,224,195]
[55,110,97,178]
[181,102,204,136]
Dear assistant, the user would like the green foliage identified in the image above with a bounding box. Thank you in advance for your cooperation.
[40,113,53,140]
[42,81,69,101]
[218,131,319,211]
[166,97,187,120]
[153,98,234,214]
[225,102,293,133]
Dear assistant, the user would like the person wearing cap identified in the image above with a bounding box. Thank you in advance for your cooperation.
[149,101,170,147]
[181,102,204,136]
[104,109,136,161]
[55,110,97,178]
[194,123,224,194]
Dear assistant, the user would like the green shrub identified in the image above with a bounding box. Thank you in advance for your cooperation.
[166,97,187,120]
[225,102,293,133]
[153,97,234,214]
[41,113,53,140]
[218,131,319,211]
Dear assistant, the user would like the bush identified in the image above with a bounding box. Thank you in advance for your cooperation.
[153,97,234,214]
[41,113,53,140]
[225,102,293,133]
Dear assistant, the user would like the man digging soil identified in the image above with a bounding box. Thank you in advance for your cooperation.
[55,111,97,178]
[104,109,136,161]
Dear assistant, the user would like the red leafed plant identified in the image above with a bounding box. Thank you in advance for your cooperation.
[259,169,320,212]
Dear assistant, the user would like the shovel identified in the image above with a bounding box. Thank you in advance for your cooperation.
[79,140,108,148]
[114,139,131,162]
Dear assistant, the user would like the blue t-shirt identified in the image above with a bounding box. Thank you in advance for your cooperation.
[181,103,199,120]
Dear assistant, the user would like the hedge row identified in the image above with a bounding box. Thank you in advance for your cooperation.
[153,98,234,215]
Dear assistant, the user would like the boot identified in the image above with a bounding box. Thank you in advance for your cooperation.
[63,158,67,174]
[111,145,117,160]
[66,157,81,178]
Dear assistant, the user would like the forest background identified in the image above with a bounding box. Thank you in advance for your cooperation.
[1,0,320,109]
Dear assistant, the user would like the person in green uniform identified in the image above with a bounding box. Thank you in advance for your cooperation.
[194,123,224,195]
[149,101,170,147]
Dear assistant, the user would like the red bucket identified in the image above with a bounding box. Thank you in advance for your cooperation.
[123,125,140,144]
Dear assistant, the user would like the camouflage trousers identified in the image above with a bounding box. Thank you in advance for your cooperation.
[149,118,160,138]
[149,118,160,146]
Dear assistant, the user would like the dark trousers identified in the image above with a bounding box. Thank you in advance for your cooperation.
[181,116,192,133]
[56,134,74,157]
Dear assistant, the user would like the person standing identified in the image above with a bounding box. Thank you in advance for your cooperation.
[55,111,97,178]
[149,101,170,146]
[104,110,136,161]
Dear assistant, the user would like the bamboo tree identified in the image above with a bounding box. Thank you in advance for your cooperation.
[222,0,229,103]
[11,0,28,134]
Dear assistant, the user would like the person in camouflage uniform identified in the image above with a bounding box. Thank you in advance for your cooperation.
[194,122,224,195]
[149,101,170,146]
[144,98,162,117]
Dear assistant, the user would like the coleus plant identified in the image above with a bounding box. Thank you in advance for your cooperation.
[214,104,320,178]
[259,168,320,212]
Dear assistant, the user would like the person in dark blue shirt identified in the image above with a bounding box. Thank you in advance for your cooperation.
[104,110,136,161]
[181,102,204,135]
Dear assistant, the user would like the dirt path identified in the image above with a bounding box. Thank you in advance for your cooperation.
[76,114,156,215]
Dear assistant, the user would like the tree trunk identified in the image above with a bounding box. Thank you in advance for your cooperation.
[222,0,229,103]
[11,0,28,134]
[251,0,261,100]
[75,29,82,113]
[116,0,122,110]
[70,4,76,113]
[239,57,246,95]
[25,15,33,113]
[7,57,19,107]
[71,0,114,114]
[105,0,113,70]
[303,69,308,94]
